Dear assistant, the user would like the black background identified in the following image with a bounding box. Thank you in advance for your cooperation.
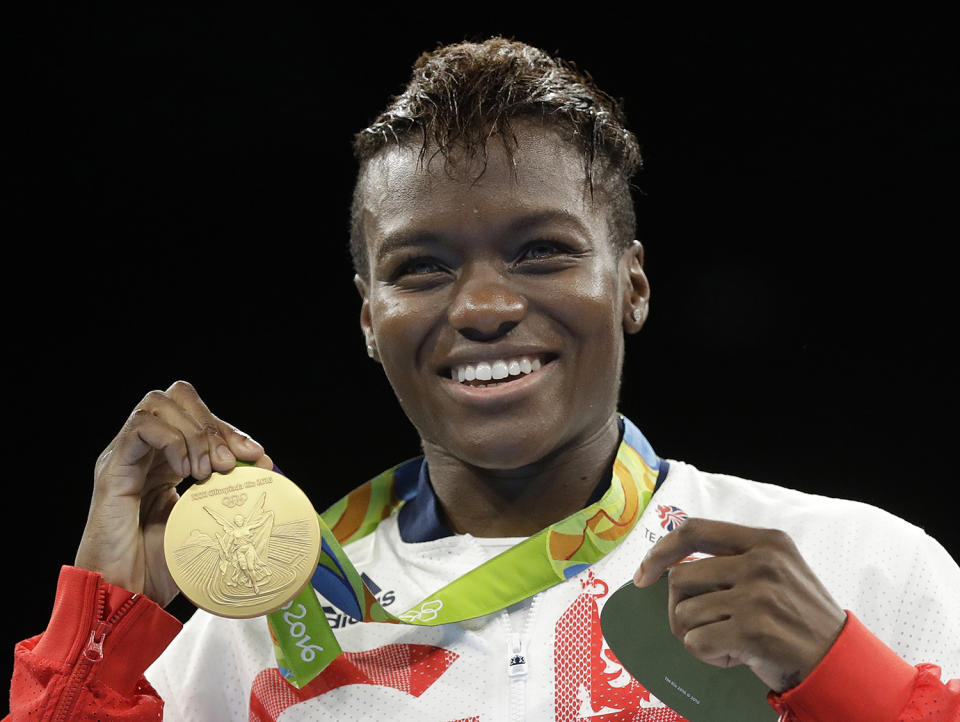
[5,6,958,710]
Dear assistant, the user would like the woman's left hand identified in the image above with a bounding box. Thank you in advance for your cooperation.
[633,517,848,693]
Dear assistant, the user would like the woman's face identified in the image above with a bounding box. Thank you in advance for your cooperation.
[355,124,648,470]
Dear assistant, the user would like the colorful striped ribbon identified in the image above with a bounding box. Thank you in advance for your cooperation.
[266,416,660,688]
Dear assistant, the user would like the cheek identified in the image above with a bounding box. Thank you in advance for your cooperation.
[370,294,438,383]
[551,268,624,343]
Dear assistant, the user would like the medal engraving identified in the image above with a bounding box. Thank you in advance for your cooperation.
[164,467,321,618]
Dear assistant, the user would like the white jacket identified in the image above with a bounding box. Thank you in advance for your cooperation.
[146,442,960,721]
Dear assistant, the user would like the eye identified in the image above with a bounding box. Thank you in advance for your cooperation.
[388,255,448,283]
[401,258,443,275]
[518,240,566,261]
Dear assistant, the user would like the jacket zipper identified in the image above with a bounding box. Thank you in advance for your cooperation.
[507,632,528,722]
[50,583,139,722]
[504,594,540,722]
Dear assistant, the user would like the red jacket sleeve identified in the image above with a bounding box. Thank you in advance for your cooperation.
[768,611,960,721]
[7,566,183,721]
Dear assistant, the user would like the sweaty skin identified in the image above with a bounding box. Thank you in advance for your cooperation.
[354,122,650,537]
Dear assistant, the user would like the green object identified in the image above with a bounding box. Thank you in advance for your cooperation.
[600,577,778,721]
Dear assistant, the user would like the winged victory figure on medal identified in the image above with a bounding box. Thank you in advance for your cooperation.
[170,491,317,610]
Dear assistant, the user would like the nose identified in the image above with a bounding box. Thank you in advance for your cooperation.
[448,266,527,342]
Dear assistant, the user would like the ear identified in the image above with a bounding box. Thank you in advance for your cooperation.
[354,274,380,362]
[620,241,650,334]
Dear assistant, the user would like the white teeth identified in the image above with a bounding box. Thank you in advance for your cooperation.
[450,355,548,385]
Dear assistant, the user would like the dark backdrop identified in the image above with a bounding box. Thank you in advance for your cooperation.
[5,7,957,710]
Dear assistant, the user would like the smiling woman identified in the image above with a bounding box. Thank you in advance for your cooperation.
[9,33,960,722]
[354,126,648,522]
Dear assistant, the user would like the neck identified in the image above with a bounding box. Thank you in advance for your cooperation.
[422,416,622,537]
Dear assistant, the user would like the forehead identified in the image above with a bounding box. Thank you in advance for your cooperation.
[357,124,607,260]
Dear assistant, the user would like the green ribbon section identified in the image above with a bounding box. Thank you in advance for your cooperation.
[267,585,337,685]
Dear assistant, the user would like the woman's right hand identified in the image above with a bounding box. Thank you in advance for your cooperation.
[75,380,273,607]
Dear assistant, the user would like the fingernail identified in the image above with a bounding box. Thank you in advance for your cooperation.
[199,453,211,478]
[217,445,234,463]
[181,457,191,477]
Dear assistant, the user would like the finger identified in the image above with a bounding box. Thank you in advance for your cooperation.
[670,585,735,640]
[217,421,266,463]
[138,389,215,480]
[165,380,237,475]
[635,518,768,586]
[666,554,741,602]
[681,617,747,670]
[110,410,191,480]
[253,453,274,470]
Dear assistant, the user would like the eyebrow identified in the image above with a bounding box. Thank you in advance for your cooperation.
[374,209,592,264]
[375,231,443,265]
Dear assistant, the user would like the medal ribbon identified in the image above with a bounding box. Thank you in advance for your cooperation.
[266,416,661,688]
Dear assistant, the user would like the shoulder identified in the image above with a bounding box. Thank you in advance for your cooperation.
[658,458,927,543]
[652,457,945,602]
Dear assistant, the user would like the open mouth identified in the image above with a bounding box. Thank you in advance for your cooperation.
[442,353,557,388]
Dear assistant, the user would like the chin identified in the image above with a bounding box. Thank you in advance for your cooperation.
[431,422,568,471]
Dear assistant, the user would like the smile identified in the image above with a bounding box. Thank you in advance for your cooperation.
[444,353,556,388]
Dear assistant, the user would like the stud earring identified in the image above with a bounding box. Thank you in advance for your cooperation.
[366,344,375,358]
[632,308,644,323]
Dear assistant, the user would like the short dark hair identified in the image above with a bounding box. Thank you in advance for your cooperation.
[349,37,642,279]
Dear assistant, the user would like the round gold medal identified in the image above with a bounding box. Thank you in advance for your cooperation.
[163,466,321,618]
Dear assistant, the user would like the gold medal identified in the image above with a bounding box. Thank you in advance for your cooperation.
[163,466,321,618]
